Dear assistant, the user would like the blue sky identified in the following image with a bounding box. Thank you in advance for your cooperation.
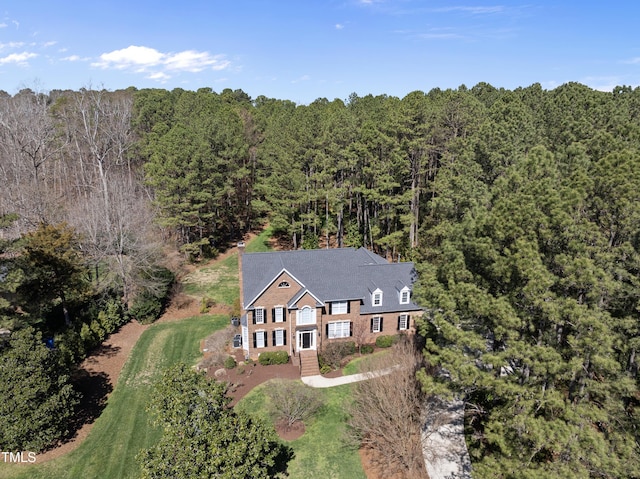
[1,1,638,104]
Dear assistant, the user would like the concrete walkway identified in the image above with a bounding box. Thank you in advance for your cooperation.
[301,367,397,388]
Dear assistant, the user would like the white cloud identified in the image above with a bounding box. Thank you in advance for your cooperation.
[292,75,311,83]
[92,45,230,80]
[61,55,81,62]
[148,71,170,81]
[335,23,345,30]
[92,45,165,70]
[0,23,7,28]
[0,41,26,50]
[43,41,57,48]
[164,50,229,72]
[0,51,37,66]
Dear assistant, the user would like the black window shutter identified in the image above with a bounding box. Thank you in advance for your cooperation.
[263,331,268,347]
[253,332,257,348]
[370,317,374,333]
[347,302,351,314]
[272,308,276,322]
[328,303,332,315]
[397,316,401,330]
[349,322,353,337]
[283,332,287,345]
[326,324,329,337]
[283,308,287,322]
[380,318,384,332]
[252,312,256,325]
[272,330,276,345]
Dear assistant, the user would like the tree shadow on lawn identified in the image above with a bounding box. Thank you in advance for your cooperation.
[65,369,113,442]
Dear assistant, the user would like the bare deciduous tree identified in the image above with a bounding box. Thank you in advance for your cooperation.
[66,172,162,305]
[265,379,323,428]
[347,337,430,479]
[0,87,67,232]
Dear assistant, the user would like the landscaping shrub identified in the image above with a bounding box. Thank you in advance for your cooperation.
[320,364,332,375]
[265,379,323,427]
[200,296,215,314]
[361,344,374,354]
[197,326,236,371]
[319,341,356,369]
[375,335,398,348]
[224,356,237,369]
[258,351,289,365]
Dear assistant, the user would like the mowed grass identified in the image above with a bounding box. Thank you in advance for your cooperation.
[181,226,273,303]
[236,381,366,479]
[0,314,228,479]
[342,350,391,376]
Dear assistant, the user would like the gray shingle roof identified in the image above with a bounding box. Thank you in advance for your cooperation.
[242,247,421,313]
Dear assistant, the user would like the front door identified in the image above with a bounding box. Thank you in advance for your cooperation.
[302,331,312,349]
[297,329,316,350]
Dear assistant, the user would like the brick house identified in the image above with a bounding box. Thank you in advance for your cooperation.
[238,245,422,375]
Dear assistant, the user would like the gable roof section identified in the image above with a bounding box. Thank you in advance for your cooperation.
[242,247,421,313]
[244,267,304,309]
[288,288,324,309]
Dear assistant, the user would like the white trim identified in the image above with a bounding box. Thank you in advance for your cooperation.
[297,329,317,350]
[372,316,382,333]
[255,330,266,348]
[328,320,351,339]
[274,328,286,346]
[289,288,325,309]
[254,307,265,324]
[399,314,409,331]
[399,287,411,304]
[242,324,249,354]
[296,306,316,325]
[372,288,383,307]
[332,301,348,315]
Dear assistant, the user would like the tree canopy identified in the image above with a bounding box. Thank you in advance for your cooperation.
[0,327,79,452]
[138,363,293,479]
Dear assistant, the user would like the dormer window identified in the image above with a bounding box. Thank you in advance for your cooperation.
[372,289,383,307]
[399,287,410,304]
[278,281,290,288]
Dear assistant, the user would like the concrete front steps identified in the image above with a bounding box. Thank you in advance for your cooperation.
[299,350,320,377]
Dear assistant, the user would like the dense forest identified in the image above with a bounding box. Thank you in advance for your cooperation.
[1,82,640,476]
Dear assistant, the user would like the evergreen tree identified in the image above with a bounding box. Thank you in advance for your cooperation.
[0,327,79,452]
[138,364,292,479]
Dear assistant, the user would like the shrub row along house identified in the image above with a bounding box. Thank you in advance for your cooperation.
[238,244,422,375]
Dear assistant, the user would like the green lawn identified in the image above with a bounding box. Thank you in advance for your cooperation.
[342,350,391,376]
[181,226,273,304]
[236,381,366,479]
[0,314,228,479]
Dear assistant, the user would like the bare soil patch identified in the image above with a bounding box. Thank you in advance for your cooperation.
[274,419,306,441]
